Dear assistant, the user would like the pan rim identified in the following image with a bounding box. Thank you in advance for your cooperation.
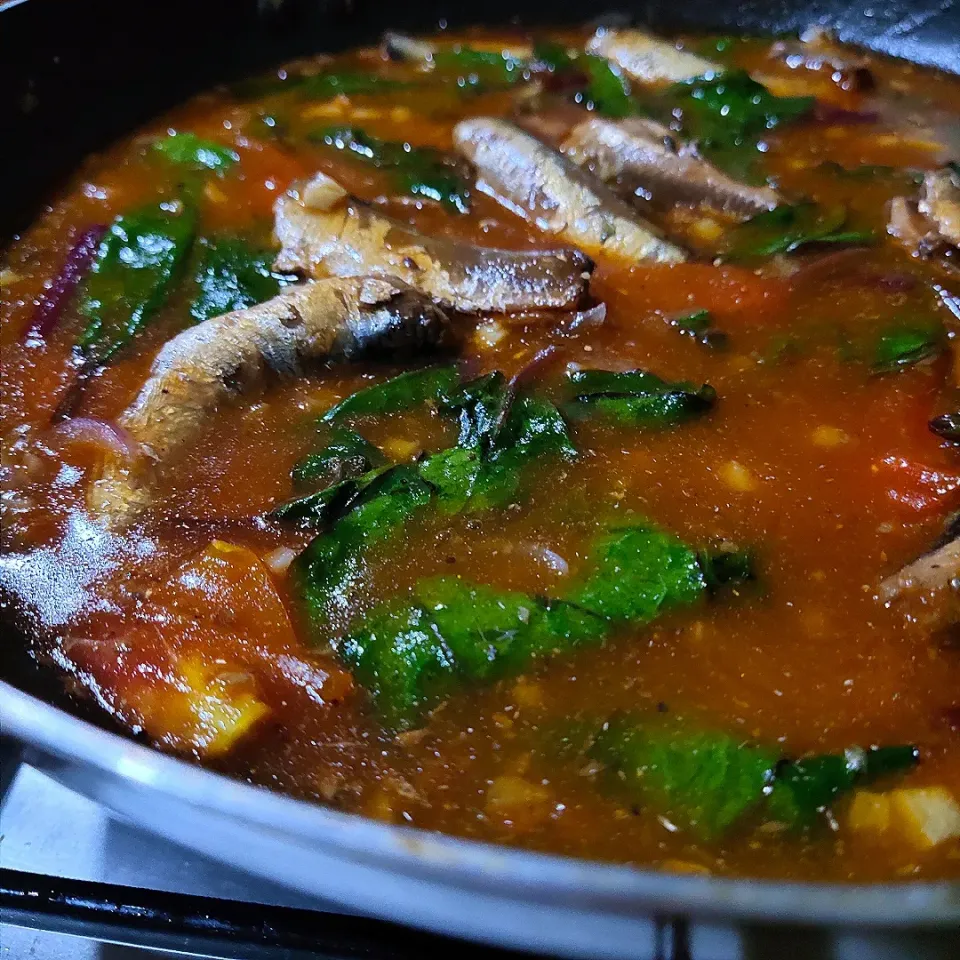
[4,677,960,926]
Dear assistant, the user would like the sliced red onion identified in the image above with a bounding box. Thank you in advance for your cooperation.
[26,225,107,341]
[263,546,297,576]
[786,247,865,283]
[874,273,918,292]
[509,345,559,391]
[811,103,879,126]
[554,301,607,336]
[49,416,142,464]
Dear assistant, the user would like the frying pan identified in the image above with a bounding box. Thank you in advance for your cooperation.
[2,1,959,955]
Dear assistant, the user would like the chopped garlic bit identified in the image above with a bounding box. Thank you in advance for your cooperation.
[204,181,228,204]
[485,775,552,829]
[719,459,758,493]
[892,788,960,849]
[811,425,850,448]
[849,787,960,849]
[301,171,348,211]
[301,95,350,119]
[0,268,22,287]
[690,217,724,243]
[475,319,507,349]
[383,437,420,460]
[262,546,297,576]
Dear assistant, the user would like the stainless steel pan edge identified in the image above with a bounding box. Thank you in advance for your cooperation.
[4,679,960,955]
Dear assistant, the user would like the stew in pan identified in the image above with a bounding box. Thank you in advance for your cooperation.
[3,23,960,882]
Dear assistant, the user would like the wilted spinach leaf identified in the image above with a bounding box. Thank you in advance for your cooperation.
[322,365,461,423]
[292,428,386,487]
[77,203,196,364]
[313,126,471,213]
[566,369,717,427]
[189,237,285,324]
[154,132,239,173]
[728,203,875,258]
[872,320,943,373]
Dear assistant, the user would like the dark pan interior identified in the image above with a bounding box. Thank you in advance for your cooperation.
[0,0,958,242]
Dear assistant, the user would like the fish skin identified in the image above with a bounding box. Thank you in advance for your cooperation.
[90,277,451,529]
[274,187,592,313]
[888,169,960,279]
[453,117,686,265]
[585,28,719,85]
[880,536,960,603]
[561,116,779,218]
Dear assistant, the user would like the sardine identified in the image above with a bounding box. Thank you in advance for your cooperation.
[453,118,686,265]
[762,28,874,94]
[274,177,592,313]
[919,167,960,248]
[879,533,960,633]
[585,28,719,85]
[888,168,960,273]
[90,277,451,529]
[561,116,779,218]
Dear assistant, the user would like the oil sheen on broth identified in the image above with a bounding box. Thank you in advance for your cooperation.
[2,24,960,882]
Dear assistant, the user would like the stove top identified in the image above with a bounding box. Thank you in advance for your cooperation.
[1,737,956,960]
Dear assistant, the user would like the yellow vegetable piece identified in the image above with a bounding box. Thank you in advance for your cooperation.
[137,655,270,758]
[848,791,892,833]
[890,787,960,849]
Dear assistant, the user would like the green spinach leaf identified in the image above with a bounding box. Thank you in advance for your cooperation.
[582,56,635,118]
[531,40,577,72]
[300,72,412,100]
[420,391,575,513]
[344,576,609,728]
[570,525,707,622]
[292,427,386,487]
[589,716,778,837]
[432,46,527,87]
[189,237,285,324]
[321,365,461,423]
[872,320,943,373]
[669,308,729,349]
[153,132,239,173]
[315,126,471,212]
[77,203,196,364]
[566,369,716,427]
[271,464,396,530]
[291,465,433,633]
[729,203,875,258]
[585,715,919,837]
[768,745,920,827]
[671,70,813,151]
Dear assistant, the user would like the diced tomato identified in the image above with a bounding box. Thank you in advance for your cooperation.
[203,137,312,229]
[871,454,960,516]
